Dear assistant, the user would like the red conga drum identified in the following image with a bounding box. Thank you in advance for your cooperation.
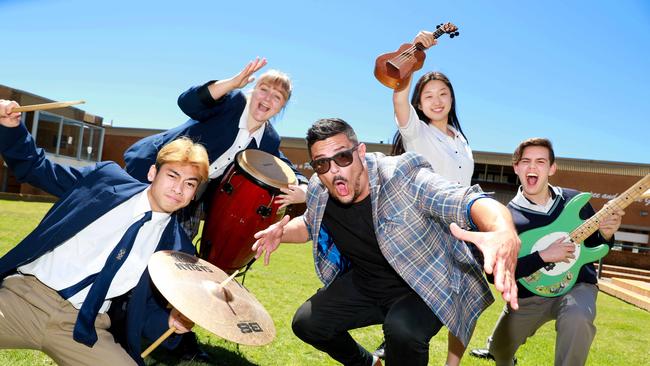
[199,149,297,274]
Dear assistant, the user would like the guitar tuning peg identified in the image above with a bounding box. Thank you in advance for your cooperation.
[450,34,455,38]
[454,31,460,37]
[436,24,441,29]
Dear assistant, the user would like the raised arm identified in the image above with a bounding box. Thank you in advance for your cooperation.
[392,31,437,127]
[207,58,267,100]
[177,58,267,121]
[393,77,413,127]
[0,100,89,197]
[0,100,21,127]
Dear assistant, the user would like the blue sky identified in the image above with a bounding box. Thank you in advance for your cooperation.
[2,0,649,163]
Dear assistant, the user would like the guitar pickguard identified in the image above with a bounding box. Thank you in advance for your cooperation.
[529,231,580,276]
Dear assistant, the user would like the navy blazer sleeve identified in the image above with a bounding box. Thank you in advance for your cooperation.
[177,83,245,122]
[0,123,93,197]
[124,86,246,184]
[141,278,183,349]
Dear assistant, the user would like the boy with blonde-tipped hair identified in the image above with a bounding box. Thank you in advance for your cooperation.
[0,99,208,366]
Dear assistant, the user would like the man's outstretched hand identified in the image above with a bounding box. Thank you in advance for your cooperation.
[450,222,520,310]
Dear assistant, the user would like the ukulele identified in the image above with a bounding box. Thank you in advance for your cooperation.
[374,23,460,91]
[518,174,650,297]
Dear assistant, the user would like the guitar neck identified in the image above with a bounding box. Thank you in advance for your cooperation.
[414,27,450,50]
[570,174,650,243]
[432,27,446,39]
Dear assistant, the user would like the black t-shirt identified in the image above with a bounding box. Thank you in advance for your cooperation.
[322,195,410,300]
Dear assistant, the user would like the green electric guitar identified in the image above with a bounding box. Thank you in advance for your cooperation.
[519,174,650,297]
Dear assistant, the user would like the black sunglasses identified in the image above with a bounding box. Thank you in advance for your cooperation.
[310,145,359,174]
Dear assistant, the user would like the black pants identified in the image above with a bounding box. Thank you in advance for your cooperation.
[292,271,443,366]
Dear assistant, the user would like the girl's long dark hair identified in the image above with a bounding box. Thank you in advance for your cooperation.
[391,72,467,155]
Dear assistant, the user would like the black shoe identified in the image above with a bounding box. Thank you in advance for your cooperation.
[372,340,385,360]
[175,332,212,363]
[469,348,517,364]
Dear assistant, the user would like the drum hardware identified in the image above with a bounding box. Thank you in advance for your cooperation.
[221,170,237,195]
[141,251,275,358]
[256,205,272,218]
[221,182,234,195]
[239,260,256,286]
[256,195,276,218]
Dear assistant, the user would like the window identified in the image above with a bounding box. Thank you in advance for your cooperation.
[59,121,82,158]
[33,113,62,154]
[30,111,104,162]
[472,163,518,185]
[82,125,103,161]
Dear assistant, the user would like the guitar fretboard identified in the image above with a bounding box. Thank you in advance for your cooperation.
[432,28,446,39]
[570,174,650,243]
[413,24,456,51]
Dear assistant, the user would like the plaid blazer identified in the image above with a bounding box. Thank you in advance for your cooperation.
[302,152,494,346]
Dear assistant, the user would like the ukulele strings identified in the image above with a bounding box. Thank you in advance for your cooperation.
[389,27,448,67]
[390,45,419,67]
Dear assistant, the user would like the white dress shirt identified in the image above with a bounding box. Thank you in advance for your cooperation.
[18,188,171,312]
[398,105,474,186]
[207,101,266,180]
[511,185,563,214]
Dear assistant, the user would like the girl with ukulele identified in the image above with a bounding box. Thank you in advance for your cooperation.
[388,31,474,366]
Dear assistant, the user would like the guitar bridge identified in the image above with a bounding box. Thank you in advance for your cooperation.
[386,60,401,78]
[544,263,556,271]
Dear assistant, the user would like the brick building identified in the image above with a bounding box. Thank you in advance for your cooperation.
[0,85,104,195]
[1,86,649,269]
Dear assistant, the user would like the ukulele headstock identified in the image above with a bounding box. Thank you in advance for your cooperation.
[436,22,460,38]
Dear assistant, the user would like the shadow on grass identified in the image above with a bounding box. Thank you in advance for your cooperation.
[145,342,259,366]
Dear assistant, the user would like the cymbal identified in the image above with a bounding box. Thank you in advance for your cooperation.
[148,250,275,346]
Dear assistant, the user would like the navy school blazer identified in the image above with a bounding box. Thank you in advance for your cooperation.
[0,123,194,365]
[123,84,308,185]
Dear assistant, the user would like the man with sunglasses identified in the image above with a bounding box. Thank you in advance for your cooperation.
[253,118,520,366]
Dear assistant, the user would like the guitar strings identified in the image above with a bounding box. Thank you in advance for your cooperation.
[570,176,650,242]
[388,28,448,67]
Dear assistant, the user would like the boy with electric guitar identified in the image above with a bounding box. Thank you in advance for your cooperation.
[471,137,629,366]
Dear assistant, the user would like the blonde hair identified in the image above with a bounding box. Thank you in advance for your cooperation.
[156,137,209,183]
[256,69,292,102]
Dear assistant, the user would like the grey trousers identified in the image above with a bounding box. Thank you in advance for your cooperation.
[0,275,136,366]
[487,283,598,366]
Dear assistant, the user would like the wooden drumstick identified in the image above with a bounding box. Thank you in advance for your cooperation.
[216,270,239,302]
[141,326,177,358]
[218,269,239,289]
[13,100,85,112]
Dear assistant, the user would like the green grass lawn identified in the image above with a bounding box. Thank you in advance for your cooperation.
[1,199,648,365]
